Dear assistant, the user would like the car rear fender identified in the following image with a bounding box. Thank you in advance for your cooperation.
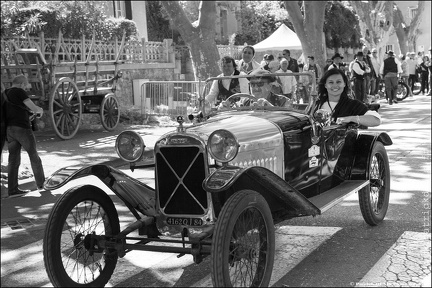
[44,165,156,219]
[351,131,392,180]
[203,166,320,218]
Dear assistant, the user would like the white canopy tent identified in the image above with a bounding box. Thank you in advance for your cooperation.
[253,24,302,52]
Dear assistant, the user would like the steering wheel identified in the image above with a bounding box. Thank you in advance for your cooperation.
[225,93,257,108]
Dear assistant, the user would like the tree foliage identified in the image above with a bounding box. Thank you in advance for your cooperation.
[283,1,327,68]
[349,0,394,58]
[161,1,221,80]
[1,0,138,41]
[146,1,184,43]
[324,1,362,50]
[235,1,293,45]
[393,1,425,54]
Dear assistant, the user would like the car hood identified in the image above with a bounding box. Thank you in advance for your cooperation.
[185,110,309,140]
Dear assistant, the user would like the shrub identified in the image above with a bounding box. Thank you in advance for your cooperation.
[101,17,139,42]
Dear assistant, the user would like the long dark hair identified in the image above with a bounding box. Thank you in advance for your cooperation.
[242,45,255,56]
[317,69,349,105]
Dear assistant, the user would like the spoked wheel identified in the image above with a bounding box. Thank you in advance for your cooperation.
[412,80,421,95]
[211,190,275,287]
[395,81,409,101]
[49,77,82,140]
[100,93,120,131]
[358,142,391,226]
[43,185,120,287]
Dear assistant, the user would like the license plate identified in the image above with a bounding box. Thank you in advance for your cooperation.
[166,217,203,226]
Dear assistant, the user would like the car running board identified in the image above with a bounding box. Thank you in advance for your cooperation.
[308,180,369,214]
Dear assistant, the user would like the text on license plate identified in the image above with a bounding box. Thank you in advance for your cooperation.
[166,217,203,226]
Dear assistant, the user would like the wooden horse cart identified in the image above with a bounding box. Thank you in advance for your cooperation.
[1,33,124,140]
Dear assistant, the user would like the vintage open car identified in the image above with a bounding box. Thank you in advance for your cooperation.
[42,72,392,287]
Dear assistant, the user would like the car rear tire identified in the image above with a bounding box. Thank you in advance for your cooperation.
[43,185,120,287]
[358,142,390,226]
[211,190,275,287]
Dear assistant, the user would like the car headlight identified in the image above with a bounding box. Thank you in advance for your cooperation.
[115,131,146,162]
[208,129,239,163]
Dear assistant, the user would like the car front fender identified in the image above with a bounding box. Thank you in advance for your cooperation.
[44,164,156,218]
[351,131,392,179]
[203,166,320,219]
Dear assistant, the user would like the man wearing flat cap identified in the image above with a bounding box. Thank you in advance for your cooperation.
[380,50,402,105]
[351,51,369,102]
[328,53,345,71]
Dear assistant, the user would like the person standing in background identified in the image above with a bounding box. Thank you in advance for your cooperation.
[4,75,45,197]
[236,45,261,74]
[282,49,299,81]
[370,48,381,96]
[419,55,430,95]
[362,46,373,97]
[351,51,369,102]
[304,56,322,85]
[399,54,409,93]
[428,47,432,96]
[380,51,402,105]
[276,58,297,98]
[328,53,345,71]
[406,52,418,96]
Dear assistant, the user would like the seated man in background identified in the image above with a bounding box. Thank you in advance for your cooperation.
[205,56,249,106]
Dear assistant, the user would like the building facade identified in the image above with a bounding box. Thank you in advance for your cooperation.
[105,1,241,43]
[387,1,431,55]
[105,1,148,41]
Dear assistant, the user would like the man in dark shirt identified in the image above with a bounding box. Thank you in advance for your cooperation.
[380,51,402,105]
[4,74,45,197]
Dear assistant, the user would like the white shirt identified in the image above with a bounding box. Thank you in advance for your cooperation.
[275,69,297,94]
[236,59,261,74]
[205,71,249,104]
[406,58,417,75]
[370,56,380,76]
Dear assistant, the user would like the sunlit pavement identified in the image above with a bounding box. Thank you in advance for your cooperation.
[1,95,430,287]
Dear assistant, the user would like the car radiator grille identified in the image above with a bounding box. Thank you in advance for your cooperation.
[155,146,208,215]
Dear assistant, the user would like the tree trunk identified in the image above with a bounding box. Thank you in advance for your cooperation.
[284,1,326,71]
[406,1,425,52]
[393,6,408,55]
[350,1,394,62]
[161,1,220,81]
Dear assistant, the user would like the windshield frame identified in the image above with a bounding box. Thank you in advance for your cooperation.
[198,71,318,116]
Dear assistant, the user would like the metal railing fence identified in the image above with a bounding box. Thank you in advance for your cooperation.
[140,81,209,117]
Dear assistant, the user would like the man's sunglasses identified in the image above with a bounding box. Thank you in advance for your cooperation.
[250,82,266,87]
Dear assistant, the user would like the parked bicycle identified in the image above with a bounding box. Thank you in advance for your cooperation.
[377,78,410,101]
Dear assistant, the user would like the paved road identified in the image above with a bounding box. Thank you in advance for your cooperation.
[1,95,431,287]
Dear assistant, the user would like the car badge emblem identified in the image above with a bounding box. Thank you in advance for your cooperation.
[177,116,185,132]
[311,136,320,145]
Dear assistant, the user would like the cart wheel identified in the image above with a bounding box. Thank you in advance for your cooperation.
[43,185,120,287]
[49,77,82,140]
[358,141,391,226]
[211,190,275,287]
[100,93,120,131]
